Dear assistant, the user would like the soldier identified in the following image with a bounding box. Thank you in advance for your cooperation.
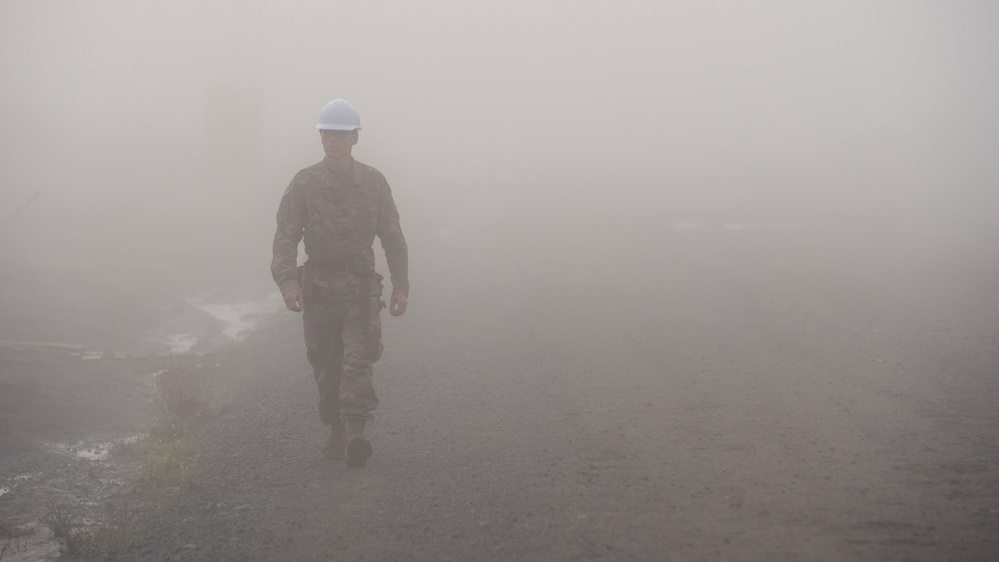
[272,99,409,468]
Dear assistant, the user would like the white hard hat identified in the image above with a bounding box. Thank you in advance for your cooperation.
[316,99,361,131]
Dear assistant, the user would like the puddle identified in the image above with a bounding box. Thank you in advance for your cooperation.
[0,473,39,497]
[48,437,141,462]
[166,333,199,353]
[50,441,111,461]
[187,293,283,342]
[158,288,283,352]
[191,298,276,340]
[76,445,110,461]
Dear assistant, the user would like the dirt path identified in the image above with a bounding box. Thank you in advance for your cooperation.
[124,222,999,561]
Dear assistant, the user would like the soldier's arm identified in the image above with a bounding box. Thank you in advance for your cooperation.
[271,180,307,296]
[377,183,409,298]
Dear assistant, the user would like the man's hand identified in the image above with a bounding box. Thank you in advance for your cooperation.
[284,289,304,312]
[389,293,407,316]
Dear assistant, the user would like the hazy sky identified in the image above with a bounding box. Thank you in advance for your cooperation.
[1,1,996,287]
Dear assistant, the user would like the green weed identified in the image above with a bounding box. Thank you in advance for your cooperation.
[138,435,200,489]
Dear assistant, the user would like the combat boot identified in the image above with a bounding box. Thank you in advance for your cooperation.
[344,418,372,468]
[321,419,346,460]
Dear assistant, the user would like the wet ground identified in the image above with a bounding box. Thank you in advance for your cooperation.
[0,269,280,560]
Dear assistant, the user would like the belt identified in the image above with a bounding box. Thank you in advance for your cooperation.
[305,257,368,275]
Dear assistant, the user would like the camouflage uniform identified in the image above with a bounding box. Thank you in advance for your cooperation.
[271,158,408,423]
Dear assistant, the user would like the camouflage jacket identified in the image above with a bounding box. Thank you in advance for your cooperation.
[271,158,409,297]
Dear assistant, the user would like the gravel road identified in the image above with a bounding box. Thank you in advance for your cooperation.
[131,221,999,561]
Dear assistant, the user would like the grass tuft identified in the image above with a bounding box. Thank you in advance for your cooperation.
[137,434,201,498]
[40,503,80,539]
[39,499,142,558]
[65,511,141,559]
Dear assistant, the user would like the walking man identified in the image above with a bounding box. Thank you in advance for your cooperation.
[271,99,409,467]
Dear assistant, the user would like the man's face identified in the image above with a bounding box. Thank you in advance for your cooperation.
[320,129,358,158]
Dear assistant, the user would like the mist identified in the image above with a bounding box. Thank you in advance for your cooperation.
[4,3,999,558]
[2,0,996,299]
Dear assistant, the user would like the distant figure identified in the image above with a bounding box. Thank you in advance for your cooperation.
[271,99,409,468]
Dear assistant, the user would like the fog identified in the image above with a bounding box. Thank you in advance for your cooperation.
[1,0,998,305]
[5,3,999,557]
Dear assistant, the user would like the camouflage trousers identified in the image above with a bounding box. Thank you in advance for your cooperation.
[303,272,384,423]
